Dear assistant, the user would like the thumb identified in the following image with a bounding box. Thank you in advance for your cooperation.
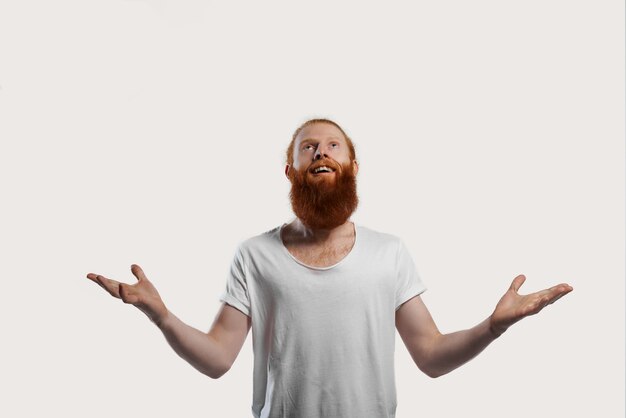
[509,274,526,293]
[130,264,148,282]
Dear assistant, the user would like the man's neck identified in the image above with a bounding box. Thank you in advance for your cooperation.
[284,218,354,246]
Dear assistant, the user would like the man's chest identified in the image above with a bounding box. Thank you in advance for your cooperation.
[247,246,398,330]
[286,240,354,268]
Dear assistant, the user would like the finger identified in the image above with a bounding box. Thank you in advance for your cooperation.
[549,293,565,305]
[526,286,571,315]
[546,284,573,305]
[130,264,148,282]
[509,274,526,293]
[89,274,122,298]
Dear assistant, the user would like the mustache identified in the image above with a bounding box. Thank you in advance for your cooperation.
[307,158,341,173]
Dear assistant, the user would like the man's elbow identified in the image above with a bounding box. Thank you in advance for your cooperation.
[207,369,228,379]
[422,368,446,379]
[417,362,447,379]
[204,361,232,380]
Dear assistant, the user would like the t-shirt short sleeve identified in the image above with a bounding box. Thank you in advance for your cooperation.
[395,239,427,311]
[219,246,251,317]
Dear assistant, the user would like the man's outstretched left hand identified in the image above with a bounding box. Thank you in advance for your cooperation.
[489,275,573,337]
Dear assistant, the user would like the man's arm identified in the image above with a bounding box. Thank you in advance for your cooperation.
[86,265,251,379]
[159,303,251,379]
[395,275,572,378]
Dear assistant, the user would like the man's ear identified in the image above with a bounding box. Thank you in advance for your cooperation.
[285,164,291,179]
[352,160,359,175]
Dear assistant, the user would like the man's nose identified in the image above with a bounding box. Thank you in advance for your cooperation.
[313,146,325,160]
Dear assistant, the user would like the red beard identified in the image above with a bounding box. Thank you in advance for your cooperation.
[288,158,359,230]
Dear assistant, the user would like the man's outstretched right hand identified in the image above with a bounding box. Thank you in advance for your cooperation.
[86,264,169,327]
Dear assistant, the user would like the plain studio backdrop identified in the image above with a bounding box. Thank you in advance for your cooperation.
[0,1,623,417]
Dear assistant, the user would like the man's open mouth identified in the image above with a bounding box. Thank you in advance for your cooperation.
[309,165,336,174]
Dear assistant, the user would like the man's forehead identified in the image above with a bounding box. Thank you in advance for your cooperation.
[295,123,347,144]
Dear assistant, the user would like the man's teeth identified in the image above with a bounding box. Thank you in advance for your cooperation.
[313,166,332,173]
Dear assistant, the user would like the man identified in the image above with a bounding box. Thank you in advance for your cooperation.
[87,118,573,418]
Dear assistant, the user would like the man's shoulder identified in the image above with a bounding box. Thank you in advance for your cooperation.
[356,224,403,246]
[236,225,283,252]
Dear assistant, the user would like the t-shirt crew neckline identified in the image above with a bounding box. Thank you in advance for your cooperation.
[277,221,359,271]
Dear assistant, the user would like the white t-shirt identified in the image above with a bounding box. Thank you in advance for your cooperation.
[219,223,427,418]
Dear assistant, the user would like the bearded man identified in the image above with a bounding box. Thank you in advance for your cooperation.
[87,118,573,418]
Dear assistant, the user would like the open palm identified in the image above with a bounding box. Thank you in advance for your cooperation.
[86,264,168,326]
[490,274,573,337]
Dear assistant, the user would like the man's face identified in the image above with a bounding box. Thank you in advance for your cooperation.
[286,122,359,230]
[287,122,358,181]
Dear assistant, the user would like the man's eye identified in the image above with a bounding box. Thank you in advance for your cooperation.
[330,143,339,148]
[303,145,314,151]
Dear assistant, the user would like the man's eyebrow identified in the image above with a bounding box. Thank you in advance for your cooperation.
[300,136,342,143]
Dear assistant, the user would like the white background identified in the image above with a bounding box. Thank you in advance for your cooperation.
[1,1,624,417]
